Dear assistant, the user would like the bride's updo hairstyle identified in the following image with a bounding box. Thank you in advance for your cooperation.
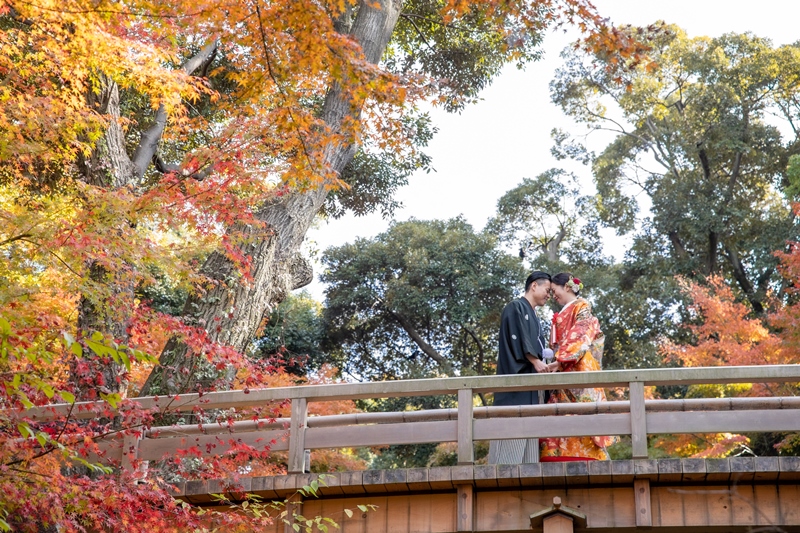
[552,272,583,297]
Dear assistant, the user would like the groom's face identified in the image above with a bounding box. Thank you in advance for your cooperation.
[530,280,551,306]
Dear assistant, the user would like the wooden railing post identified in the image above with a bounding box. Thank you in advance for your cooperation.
[288,398,308,473]
[629,381,647,459]
[457,389,474,465]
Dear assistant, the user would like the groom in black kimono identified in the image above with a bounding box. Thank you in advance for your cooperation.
[489,270,552,464]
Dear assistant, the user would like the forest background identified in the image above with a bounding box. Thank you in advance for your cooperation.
[2,0,800,531]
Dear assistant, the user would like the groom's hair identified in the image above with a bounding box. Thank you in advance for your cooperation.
[525,271,551,292]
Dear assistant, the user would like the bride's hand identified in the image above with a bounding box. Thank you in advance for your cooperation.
[546,361,560,372]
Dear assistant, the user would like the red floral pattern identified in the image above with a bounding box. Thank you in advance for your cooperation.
[540,298,616,460]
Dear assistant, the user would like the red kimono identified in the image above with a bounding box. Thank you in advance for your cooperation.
[540,298,616,461]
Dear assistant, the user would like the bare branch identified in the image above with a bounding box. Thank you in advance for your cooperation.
[131,39,220,180]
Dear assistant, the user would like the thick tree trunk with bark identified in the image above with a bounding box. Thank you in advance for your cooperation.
[72,43,219,398]
[140,0,404,396]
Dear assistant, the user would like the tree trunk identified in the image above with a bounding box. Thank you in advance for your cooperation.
[72,75,138,398]
[140,0,404,396]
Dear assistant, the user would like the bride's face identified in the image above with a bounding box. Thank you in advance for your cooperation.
[551,284,574,306]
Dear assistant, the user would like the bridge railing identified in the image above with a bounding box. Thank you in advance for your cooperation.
[19,365,800,472]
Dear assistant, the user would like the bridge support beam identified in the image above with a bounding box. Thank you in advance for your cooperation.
[634,479,652,527]
[455,482,473,532]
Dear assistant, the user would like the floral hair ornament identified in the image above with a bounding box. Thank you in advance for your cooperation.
[565,277,584,293]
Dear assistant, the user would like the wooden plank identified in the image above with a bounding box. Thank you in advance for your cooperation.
[778,484,800,526]
[648,409,800,434]
[587,460,612,484]
[457,389,474,464]
[753,484,780,527]
[592,487,635,528]
[629,381,647,459]
[633,479,652,527]
[565,461,589,486]
[473,413,630,440]
[731,484,756,525]
[657,458,682,483]
[22,365,800,421]
[611,460,634,484]
[305,420,456,449]
[497,464,520,487]
[288,398,307,473]
[456,483,473,532]
[137,429,287,460]
[429,467,453,490]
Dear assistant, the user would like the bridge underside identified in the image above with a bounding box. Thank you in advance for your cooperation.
[175,458,800,532]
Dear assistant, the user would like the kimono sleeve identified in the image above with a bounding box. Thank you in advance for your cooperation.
[557,301,601,370]
[499,300,539,373]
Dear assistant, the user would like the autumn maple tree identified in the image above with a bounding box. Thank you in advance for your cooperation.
[0,0,649,529]
[658,244,800,457]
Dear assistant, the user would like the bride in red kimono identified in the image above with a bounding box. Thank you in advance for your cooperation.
[540,272,616,461]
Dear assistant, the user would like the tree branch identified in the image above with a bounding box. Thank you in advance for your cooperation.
[384,306,448,368]
[723,243,764,314]
[462,325,485,375]
[0,233,33,247]
[131,39,220,180]
[668,230,688,261]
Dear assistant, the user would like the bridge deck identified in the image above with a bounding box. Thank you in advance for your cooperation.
[173,458,800,532]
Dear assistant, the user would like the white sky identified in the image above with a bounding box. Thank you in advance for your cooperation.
[304,0,799,301]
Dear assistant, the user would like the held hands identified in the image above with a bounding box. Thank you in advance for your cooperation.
[537,348,560,373]
[531,358,550,373]
[546,360,561,372]
[527,352,559,373]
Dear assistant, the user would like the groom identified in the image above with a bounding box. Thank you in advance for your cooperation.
[488,270,551,464]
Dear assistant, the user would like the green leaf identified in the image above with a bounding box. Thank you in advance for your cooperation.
[17,423,32,439]
[118,348,131,370]
[90,331,104,342]
[100,392,121,409]
[17,391,34,409]
[344,509,353,518]
[357,505,368,512]
[0,317,10,336]
[60,391,75,404]
[35,432,48,447]
[70,342,83,358]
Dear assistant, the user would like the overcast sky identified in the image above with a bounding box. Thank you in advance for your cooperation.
[303,0,798,301]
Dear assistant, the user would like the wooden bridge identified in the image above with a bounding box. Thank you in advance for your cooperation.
[24,365,800,532]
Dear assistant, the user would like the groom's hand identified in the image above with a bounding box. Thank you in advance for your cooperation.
[531,358,549,373]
